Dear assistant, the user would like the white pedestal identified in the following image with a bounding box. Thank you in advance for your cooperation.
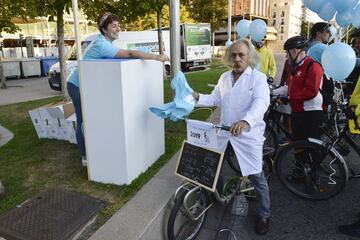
[80,59,165,185]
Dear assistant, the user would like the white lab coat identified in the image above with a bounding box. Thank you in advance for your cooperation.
[198,67,270,176]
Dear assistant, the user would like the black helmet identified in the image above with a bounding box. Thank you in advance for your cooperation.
[283,36,308,50]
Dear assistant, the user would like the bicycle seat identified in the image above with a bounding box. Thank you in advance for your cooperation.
[263,147,275,158]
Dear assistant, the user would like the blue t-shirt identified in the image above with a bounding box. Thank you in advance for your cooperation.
[67,34,120,87]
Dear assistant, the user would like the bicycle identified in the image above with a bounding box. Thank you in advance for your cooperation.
[166,116,274,240]
[275,101,360,200]
[263,95,292,157]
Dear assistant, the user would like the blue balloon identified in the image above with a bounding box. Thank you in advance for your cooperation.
[321,42,356,81]
[226,39,233,48]
[336,8,354,28]
[249,19,267,42]
[236,19,250,39]
[318,2,337,21]
[304,0,326,13]
[353,4,360,27]
[308,43,327,63]
[331,0,358,11]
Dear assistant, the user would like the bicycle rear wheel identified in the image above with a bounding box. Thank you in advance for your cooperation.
[167,188,210,240]
[276,140,348,200]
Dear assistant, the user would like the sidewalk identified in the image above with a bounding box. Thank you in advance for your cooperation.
[89,109,222,240]
[0,77,61,106]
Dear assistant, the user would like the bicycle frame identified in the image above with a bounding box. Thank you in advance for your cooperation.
[265,98,292,139]
[173,175,255,221]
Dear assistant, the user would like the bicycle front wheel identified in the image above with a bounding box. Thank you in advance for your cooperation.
[276,140,348,200]
[167,188,210,240]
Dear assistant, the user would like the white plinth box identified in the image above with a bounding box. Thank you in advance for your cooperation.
[80,59,165,185]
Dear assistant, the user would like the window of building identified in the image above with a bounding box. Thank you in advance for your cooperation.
[281,18,285,25]
[273,19,276,26]
[281,26,284,33]
[273,12,276,18]
[281,11,285,17]
[285,2,288,5]
[274,3,277,7]
[280,35,283,40]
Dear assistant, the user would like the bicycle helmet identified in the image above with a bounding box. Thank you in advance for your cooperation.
[283,36,308,50]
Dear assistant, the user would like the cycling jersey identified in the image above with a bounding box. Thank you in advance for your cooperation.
[287,56,324,112]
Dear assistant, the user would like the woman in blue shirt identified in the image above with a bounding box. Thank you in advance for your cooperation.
[67,12,169,166]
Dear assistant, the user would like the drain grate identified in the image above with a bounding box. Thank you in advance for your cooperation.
[0,188,104,240]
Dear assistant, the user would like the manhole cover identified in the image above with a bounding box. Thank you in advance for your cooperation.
[0,188,104,240]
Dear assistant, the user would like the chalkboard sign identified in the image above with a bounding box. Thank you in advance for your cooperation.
[175,141,224,192]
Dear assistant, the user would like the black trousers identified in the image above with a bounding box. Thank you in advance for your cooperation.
[291,110,322,141]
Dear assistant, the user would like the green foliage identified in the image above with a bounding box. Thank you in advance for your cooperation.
[301,20,312,39]
[0,0,26,34]
[130,5,194,30]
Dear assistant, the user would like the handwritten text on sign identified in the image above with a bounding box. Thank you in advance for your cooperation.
[186,119,218,149]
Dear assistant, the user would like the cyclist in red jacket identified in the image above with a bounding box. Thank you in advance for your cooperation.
[275,36,324,141]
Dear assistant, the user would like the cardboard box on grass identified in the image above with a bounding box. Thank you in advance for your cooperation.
[29,102,77,143]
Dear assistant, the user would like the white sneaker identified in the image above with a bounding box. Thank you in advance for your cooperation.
[82,157,87,167]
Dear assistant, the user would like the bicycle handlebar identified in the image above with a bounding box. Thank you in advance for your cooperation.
[214,124,231,131]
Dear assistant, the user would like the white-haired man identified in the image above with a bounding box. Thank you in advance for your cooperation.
[192,39,271,235]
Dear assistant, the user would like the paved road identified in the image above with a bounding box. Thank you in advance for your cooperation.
[0,77,61,106]
[195,148,360,240]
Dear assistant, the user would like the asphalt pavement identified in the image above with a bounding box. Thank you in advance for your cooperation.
[200,148,360,240]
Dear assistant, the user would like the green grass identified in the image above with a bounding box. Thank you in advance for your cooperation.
[0,58,227,234]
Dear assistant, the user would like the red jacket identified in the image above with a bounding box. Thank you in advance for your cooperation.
[287,56,323,112]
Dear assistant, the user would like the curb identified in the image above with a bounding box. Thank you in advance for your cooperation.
[89,152,181,240]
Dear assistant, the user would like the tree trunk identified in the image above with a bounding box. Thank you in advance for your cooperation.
[56,3,69,100]
[157,10,164,55]
[0,57,7,89]
[157,10,167,77]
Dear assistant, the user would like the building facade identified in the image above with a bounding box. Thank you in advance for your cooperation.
[232,0,271,21]
[268,0,303,53]
[215,0,274,46]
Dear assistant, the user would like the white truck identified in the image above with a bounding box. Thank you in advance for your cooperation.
[48,23,211,91]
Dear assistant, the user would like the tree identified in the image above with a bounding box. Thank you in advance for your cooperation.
[183,0,228,32]
[301,20,313,39]
[0,0,26,89]
[24,0,74,99]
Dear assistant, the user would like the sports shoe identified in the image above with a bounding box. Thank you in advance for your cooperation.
[255,216,270,235]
